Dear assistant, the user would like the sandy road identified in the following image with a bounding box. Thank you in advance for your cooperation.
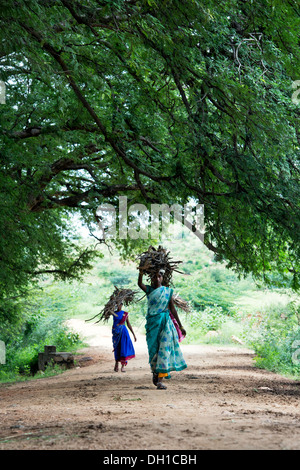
[0,319,300,451]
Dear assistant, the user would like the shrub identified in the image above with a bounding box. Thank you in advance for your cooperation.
[188,304,228,333]
[244,299,300,378]
[0,312,83,382]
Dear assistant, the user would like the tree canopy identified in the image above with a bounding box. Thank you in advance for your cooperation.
[0,0,300,320]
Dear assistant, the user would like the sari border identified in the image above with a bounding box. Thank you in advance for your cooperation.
[154,363,187,374]
[120,354,135,362]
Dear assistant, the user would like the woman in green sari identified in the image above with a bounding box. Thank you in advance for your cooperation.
[138,270,187,389]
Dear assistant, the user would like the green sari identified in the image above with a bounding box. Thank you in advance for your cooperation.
[145,285,187,378]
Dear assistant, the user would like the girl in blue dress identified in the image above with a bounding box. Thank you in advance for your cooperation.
[112,302,137,372]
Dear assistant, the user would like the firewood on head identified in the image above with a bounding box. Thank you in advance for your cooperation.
[86,286,138,323]
[136,245,191,312]
[136,245,183,287]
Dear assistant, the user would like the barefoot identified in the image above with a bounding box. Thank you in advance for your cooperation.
[152,373,158,386]
[157,381,167,389]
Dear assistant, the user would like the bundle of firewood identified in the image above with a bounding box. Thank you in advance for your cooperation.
[86,286,138,323]
[173,293,191,313]
[136,245,183,287]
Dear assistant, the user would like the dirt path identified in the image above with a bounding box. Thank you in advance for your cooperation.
[1,319,300,450]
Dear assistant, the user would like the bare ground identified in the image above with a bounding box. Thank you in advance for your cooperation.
[1,319,300,450]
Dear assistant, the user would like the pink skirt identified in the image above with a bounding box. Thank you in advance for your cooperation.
[169,312,185,342]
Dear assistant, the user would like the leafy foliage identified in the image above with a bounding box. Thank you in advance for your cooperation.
[0,0,299,323]
[245,297,300,377]
[0,301,83,383]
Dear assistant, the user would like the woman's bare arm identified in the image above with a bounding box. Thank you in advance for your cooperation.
[126,317,137,341]
[137,271,147,293]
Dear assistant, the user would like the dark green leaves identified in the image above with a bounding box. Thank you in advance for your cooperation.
[0,0,299,324]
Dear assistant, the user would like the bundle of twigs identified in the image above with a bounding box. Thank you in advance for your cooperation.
[136,245,184,287]
[173,293,191,313]
[86,286,138,323]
